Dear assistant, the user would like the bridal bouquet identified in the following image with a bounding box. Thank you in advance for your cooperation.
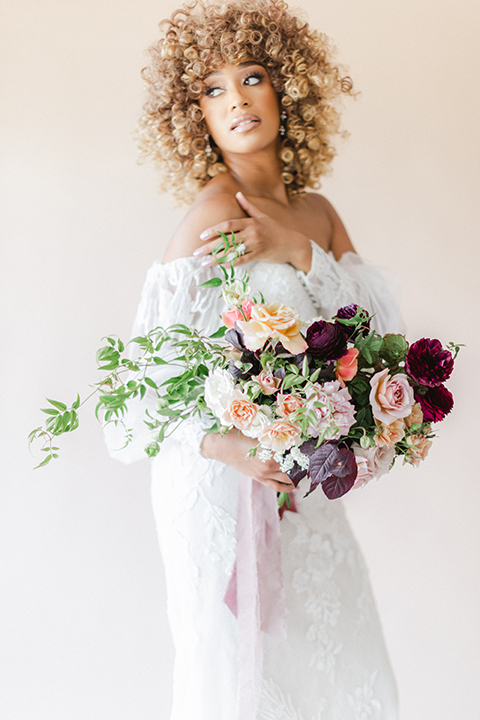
[30,234,459,507]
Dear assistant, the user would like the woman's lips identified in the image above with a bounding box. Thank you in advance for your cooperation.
[231,115,261,132]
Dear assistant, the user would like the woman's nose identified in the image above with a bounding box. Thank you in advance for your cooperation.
[230,87,250,110]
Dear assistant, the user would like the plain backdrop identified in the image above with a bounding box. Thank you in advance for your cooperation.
[1,1,479,718]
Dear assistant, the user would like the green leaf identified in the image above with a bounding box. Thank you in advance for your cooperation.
[34,454,53,469]
[197,277,223,288]
[46,398,67,412]
[41,408,59,416]
[210,326,226,339]
[144,377,158,389]
[153,356,168,365]
[71,393,81,409]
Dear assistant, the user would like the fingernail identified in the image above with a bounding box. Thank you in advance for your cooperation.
[199,231,209,240]
[193,247,204,257]
[201,258,213,267]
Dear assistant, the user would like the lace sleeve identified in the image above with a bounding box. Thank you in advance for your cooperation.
[296,240,403,335]
[104,258,225,464]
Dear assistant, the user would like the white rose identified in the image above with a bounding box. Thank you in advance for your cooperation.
[241,407,272,439]
[222,279,250,306]
[204,368,236,425]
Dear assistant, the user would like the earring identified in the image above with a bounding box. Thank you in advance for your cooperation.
[279,110,287,136]
[204,134,212,155]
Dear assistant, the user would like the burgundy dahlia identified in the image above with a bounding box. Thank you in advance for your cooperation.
[415,384,454,423]
[405,338,454,387]
[306,321,348,361]
[335,304,371,333]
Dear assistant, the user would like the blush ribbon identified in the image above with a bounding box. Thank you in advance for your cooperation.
[224,476,287,719]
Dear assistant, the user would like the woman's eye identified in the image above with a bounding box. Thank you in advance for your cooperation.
[244,72,263,86]
[204,86,224,98]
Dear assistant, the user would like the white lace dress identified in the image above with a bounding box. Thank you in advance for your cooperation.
[105,242,400,720]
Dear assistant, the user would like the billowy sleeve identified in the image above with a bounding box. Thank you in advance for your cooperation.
[296,241,403,335]
[104,257,225,464]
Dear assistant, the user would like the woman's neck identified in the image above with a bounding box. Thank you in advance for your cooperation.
[222,147,289,205]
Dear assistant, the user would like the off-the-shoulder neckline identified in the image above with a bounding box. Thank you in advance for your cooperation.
[157,243,356,270]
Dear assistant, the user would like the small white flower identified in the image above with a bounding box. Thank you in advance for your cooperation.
[279,453,295,473]
[259,447,273,463]
[291,446,310,470]
[222,279,251,306]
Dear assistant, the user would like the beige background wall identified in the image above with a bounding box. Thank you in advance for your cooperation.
[1,1,479,718]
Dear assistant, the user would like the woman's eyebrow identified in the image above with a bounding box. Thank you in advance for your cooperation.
[204,61,263,79]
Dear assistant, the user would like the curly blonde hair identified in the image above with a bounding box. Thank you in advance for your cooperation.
[137,0,353,205]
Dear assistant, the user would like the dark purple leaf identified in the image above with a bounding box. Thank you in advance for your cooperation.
[305,441,357,499]
[225,327,247,351]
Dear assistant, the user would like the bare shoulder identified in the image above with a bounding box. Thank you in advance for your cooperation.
[303,193,356,260]
[162,182,247,264]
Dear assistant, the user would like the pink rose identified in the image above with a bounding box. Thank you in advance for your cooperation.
[276,393,304,418]
[222,299,254,330]
[353,455,375,489]
[258,420,301,452]
[369,369,414,425]
[374,419,405,447]
[252,370,280,395]
[336,347,359,384]
[236,301,307,355]
[352,442,395,485]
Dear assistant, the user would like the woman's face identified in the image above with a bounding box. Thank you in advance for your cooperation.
[199,62,281,158]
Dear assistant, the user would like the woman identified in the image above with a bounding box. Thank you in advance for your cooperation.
[108,1,401,717]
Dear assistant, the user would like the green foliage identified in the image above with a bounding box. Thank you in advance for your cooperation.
[354,331,383,367]
[446,341,464,361]
[379,333,409,365]
[30,317,228,467]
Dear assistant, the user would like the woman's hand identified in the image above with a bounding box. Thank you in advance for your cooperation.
[193,192,312,273]
[201,428,295,494]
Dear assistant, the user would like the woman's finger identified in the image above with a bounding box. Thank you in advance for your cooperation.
[199,218,251,241]
[258,477,295,493]
[193,237,235,258]
[235,192,267,219]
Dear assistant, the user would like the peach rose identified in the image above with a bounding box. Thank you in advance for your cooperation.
[374,419,405,447]
[224,393,261,434]
[252,370,280,395]
[404,402,424,429]
[222,299,254,330]
[336,347,359,384]
[404,432,432,467]
[369,369,414,425]
[276,393,304,418]
[236,301,307,355]
[258,420,301,452]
